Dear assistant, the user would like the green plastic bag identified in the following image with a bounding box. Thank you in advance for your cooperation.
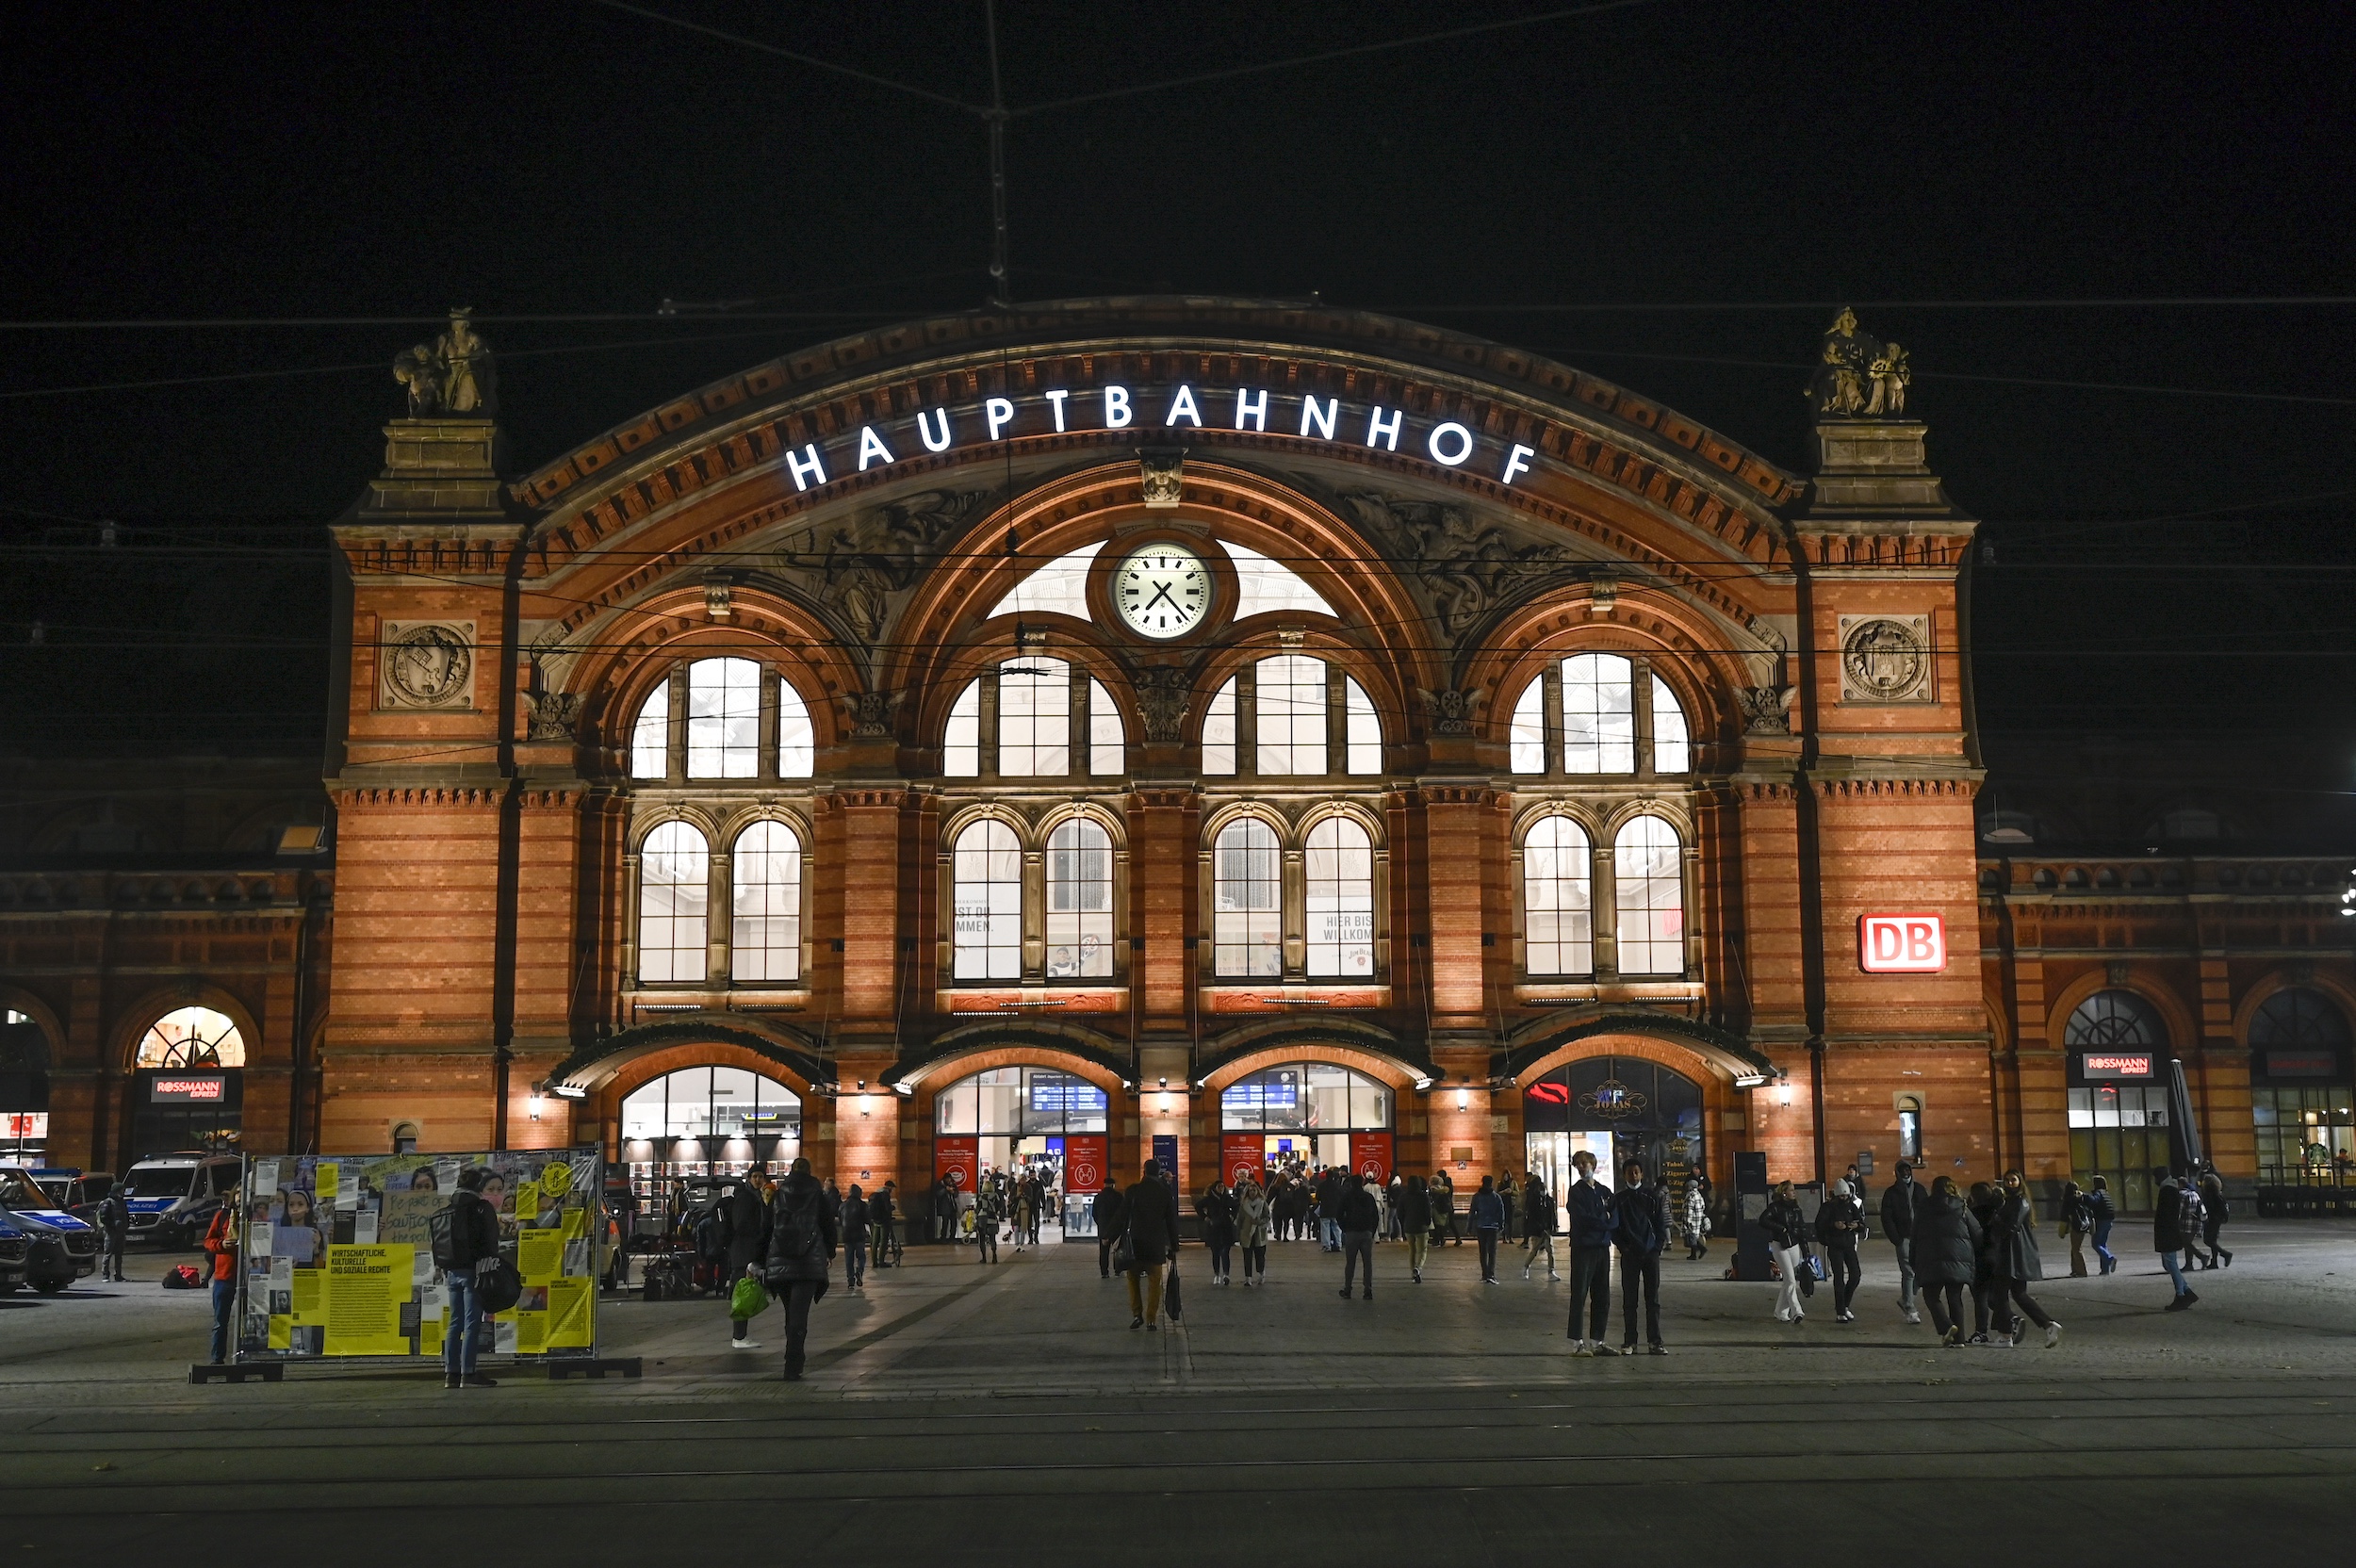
[729,1275,769,1320]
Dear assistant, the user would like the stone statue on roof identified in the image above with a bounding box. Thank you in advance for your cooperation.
[392,308,499,417]
[1808,306,1907,419]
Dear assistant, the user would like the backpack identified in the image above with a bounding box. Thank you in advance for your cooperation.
[163,1264,203,1289]
[773,1191,823,1263]
[429,1203,464,1270]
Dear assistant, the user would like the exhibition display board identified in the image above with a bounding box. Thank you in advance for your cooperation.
[233,1150,603,1364]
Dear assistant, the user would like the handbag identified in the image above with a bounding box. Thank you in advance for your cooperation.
[729,1274,770,1320]
[1111,1232,1136,1274]
[475,1256,523,1315]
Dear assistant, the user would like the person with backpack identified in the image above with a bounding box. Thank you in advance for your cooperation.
[1816,1178,1867,1323]
[434,1168,503,1389]
[1614,1160,1672,1353]
[1091,1180,1128,1280]
[1761,1180,1811,1326]
[870,1181,898,1267]
[762,1157,838,1381]
[1397,1174,1432,1283]
[1469,1175,1506,1284]
[1564,1150,1618,1354]
[972,1179,1004,1264]
[1523,1169,1559,1282]
[840,1184,869,1290]
[2195,1171,2233,1269]
[2086,1174,2118,1275]
[201,1186,241,1365]
[96,1186,129,1282]
[2058,1180,2092,1278]
[1913,1175,1981,1346]
[1880,1161,1925,1325]
[725,1175,773,1350]
[2153,1169,2201,1311]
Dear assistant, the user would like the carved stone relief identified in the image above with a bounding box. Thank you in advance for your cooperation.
[1132,665,1192,743]
[378,621,476,710]
[775,488,993,645]
[525,691,584,741]
[1416,686,1484,736]
[1139,449,1184,509]
[1336,491,1584,645]
[1838,614,1933,703]
[1739,686,1793,736]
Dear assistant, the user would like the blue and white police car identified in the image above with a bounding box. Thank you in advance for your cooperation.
[0,1164,99,1294]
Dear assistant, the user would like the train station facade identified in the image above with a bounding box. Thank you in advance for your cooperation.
[4,299,2350,1214]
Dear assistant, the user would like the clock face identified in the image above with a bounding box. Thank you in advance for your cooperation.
[1114,542,1213,639]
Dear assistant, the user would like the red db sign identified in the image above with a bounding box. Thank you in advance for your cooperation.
[1858,914,1946,973]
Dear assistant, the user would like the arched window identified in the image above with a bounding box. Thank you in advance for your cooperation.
[1255,654,1326,775]
[944,678,983,776]
[1304,817,1376,977]
[998,655,1070,776]
[1510,654,1691,776]
[135,1006,246,1070]
[1088,679,1125,775]
[1344,678,1382,775]
[1213,818,1283,977]
[2064,990,2164,1049]
[1203,677,1238,775]
[686,657,761,778]
[1220,1062,1393,1174]
[2250,988,2350,1048]
[1510,680,1546,774]
[1522,816,1593,976]
[620,1066,802,1201]
[630,681,669,779]
[1650,675,1689,775]
[729,821,801,982]
[1199,659,1382,777]
[1046,818,1114,980]
[1612,816,1684,975]
[778,683,814,778]
[941,662,1125,779]
[952,820,1023,980]
[638,822,710,982]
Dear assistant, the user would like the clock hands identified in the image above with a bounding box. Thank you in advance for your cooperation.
[1142,583,1178,614]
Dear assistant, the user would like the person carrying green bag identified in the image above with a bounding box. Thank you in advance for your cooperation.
[725,1173,774,1351]
[729,1272,770,1324]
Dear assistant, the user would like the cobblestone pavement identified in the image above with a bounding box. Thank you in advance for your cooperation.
[5,1220,2350,1561]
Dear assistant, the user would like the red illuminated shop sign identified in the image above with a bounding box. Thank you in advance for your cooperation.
[1857,913,1947,973]
[150,1075,226,1103]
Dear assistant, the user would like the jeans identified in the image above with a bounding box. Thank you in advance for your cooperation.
[1828,1242,1860,1315]
[1341,1231,1375,1293]
[2160,1250,2191,1296]
[1321,1217,1341,1250]
[844,1239,867,1287]
[1618,1250,1661,1345]
[1568,1247,1612,1340]
[1125,1265,1164,1323]
[443,1270,481,1380]
[1526,1232,1556,1274]
[1773,1245,1805,1320]
[1099,1235,1119,1278]
[874,1218,895,1265]
[2093,1218,2116,1271]
[1891,1236,1916,1310]
[1406,1231,1430,1276]
[209,1277,237,1364]
[1476,1227,1500,1281]
[1997,1278,2053,1331]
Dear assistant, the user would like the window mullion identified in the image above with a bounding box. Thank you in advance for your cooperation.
[1544,662,1563,780]
[1240,664,1259,780]
[980,670,1001,781]
[666,664,686,785]
[1633,658,1655,781]
[1325,663,1345,778]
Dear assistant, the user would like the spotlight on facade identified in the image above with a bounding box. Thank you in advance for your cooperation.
[1414,1077,1434,1091]
[550,1083,587,1100]
[857,1080,872,1119]
[893,1081,914,1097]
[1732,1073,1771,1089]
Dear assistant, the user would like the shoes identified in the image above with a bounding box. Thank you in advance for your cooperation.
[463,1373,498,1388]
[1483,1277,1499,1286]
[445,1375,462,1389]
[1648,1345,1668,1356]
[1904,1310,1922,1326]
[1942,1327,1964,1347]
[1523,1267,1532,1281]
[1362,1291,1373,1300]
[1835,1310,1854,1323]
[1131,1315,1144,1330]
[782,1369,802,1381]
[2045,1321,2064,1349]
[1147,1323,1159,1332]
[1412,1270,1422,1283]
[1791,1313,1805,1326]
[1595,1343,1619,1356]
[732,1340,763,1350]
[1571,1341,1593,1357]
[1621,1343,1639,1355]
[1338,1287,1353,1298]
[1968,1331,1989,1345]
[1548,1272,1562,1282]
[2221,1250,2233,1268]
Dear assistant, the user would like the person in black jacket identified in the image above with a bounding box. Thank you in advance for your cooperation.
[1816,1178,1866,1322]
[762,1158,838,1381]
[870,1181,898,1267]
[1337,1173,1382,1299]
[440,1168,504,1389]
[1880,1162,1924,1325]
[1912,1175,1981,1346]
[725,1174,773,1350]
[1117,1163,1173,1329]
[1761,1180,1810,1325]
[95,1187,129,1282]
[2152,1170,2200,1310]
[1563,1151,1618,1354]
[1197,1178,1238,1286]
[1522,1171,1558,1282]
[1613,1160,1671,1353]
[2194,1171,2233,1270]
[1397,1174,1433,1282]
[1988,1168,2060,1348]
[840,1184,870,1290]
[1091,1182,1129,1279]
[2086,1174,2118,1276]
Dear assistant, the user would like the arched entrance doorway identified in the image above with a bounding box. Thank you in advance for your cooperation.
[129,1005,247,1158]
[617,1065,803,1212]
[0,1008,49,1162]
[1217,1062,1397,1184]
[1522,1054,1707,1231]
[931,1065,1109,1241]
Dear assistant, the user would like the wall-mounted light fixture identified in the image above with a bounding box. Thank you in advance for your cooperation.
[1456,1081,1470,1112]
[1732,1072,1770,1090]
[1414,1077,1435,1091]
[1157,1076,1171,1114]
[1775,1075,1794,1109]
[857,1079,872,1119]
[527,1092,545,1122]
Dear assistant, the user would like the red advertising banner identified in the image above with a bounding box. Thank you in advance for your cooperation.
[1062,1134,1109,1194]
[1222,1134,1268,1187]
[1350,1132,1394,1184]
[934,1135,978,1193]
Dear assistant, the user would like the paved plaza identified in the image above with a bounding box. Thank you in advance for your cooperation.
[6,1221,2353,1561]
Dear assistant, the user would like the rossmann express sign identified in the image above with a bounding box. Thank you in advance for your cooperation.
[1857,913,1947,973]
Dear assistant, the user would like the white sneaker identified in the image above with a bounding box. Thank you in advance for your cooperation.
[1571,1340,1593,1357]
[2044,1321,2063,1349]
[1904,1310,1922,1325]
[732,1340,763,1350]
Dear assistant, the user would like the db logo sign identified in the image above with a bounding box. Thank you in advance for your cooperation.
[1858,914,1947,973]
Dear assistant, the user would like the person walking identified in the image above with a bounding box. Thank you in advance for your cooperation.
[870,1181,898,1267]
[1337,1172,1381,1299]
[1967,1181,2008,1343]
[1198,1176,1238,1285]
[1682,1173,1711,1262]
[1613,1160,1670,1353]
[2196,1171,2233,1269]
[1913,1175,1980,1346]
[1498,1172,1520,1245]
[724,1175,772,1350]
[1470,1175,1506,1284]
[1989,1169,2061,1348]
[1092,1180,1129,1280]
[2153,1169,2201,1311]
[840,1184,869,1290]
[1235,1176,1271,1287]
[1385,1175,1405,1241]
[1523,1169,1559,1281]
[2058,1180,2091,1278]
[1563,1150,1618,1354]
[1398,1174,1433,1283]
[1816,1177,1866,1323]
[1116,1161,1173,1329]
[96,1185,129,1282]
[2086,1174,2118,1275]
[761,1157,838,1381]
[435,1168,502,1388]
[1761,1180,1810,1326]
[933,1175,957,1243]
[972,1180,1003,1264]
[1438,1170,1464,1247]
[1880,1161,1925,1325]
[201,1185,241,1366]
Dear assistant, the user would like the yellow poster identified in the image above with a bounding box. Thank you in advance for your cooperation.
[546,1275,594,1348]
[323,1245,414,1357]
[268,1315,290,1350]
[517,1230,562,1285]
[421,1315,443,1358]
[515,1312,548,1354]
[288,1266,324,1324]
[314,1163,338,1211]
[560,1205,586,1241]
[514,1180,540,1221]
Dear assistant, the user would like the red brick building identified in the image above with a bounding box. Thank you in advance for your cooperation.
[6,300,2348,1216]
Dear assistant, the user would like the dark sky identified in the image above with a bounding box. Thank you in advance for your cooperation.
[4,1,2352,837]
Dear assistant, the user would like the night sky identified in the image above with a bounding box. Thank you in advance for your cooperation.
[4,2,2351,843]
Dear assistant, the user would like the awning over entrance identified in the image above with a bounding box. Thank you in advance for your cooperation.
[1491,1009,1775,1085]
[545,1016,830,1095]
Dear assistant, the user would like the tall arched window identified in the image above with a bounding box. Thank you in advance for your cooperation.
[1510,654,1690,776]
[952,820,1023,980]
[778,683,814,777]
[2063,989,2172,1213]
[2250,988,2350,1048]
[998,655,1070,776]
[1088,678,1126,775]
[2249,988,2353,1184]
[2064,990,2164,1049]
[941,662,1123,779]
[1213,817,1283,977]
[1304,817,1376,977]
[135,1006,247,1069]
[638,822,710,982]
[1509,680,1546,774]
[1650,674,1689,775]
[944,679,983,777]
[1203,677,1238,775]
[729,821,802,982]
[1612,816,1684,974]
[630,681,669,778]
[1045,818,1114,980]
[1255,654,1326,775]
[1522,816,1594,976]
[1199,660,1381,777]
[686,657,761,778]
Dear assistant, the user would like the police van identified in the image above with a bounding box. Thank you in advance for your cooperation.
[0,1165,99,1293]
[118,1152,242,1250]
